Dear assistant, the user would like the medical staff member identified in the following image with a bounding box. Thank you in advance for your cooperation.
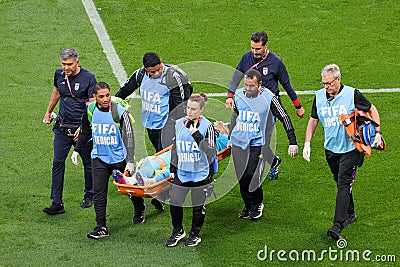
[72,82,135,239]
[116,52,192,152]
[116,52,192,214]
[165,93,217,247]
[302,64,382,241]
[230,69,293,220]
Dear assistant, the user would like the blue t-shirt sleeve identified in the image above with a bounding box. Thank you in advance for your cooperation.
[153,167,170,182]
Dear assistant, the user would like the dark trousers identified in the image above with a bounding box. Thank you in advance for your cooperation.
[273,96,289,125]
[91,158,143,228]
[325,149,362,226]
[51,128,92,204]
[146,116,183,153]
[146,128,163,152]
[169,175,212,235]
[232,145,265,208]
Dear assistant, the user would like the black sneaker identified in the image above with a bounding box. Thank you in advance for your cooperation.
[151,198,164,211]
[249,203,264,220]
[43,202,65,215]
[327,224,342,241]
[87,226,109,239]
[184,232,202,247]
[343,213,357,228]
[132,204,146,224]
[238,207,250,218]
[269,156,281,180]
[81,198,93,209]
[165,229,186,247]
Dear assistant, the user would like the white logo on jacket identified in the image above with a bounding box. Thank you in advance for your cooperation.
[321,105,348,127]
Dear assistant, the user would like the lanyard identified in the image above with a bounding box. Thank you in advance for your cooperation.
[249,50,269,71]
[65,74,88,103]
[65,74,76,98]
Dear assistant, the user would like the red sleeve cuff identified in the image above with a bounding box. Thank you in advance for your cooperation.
[293,98,301,107]
[226,92,234,99]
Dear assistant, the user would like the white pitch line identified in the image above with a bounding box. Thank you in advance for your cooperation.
[81,0,128,86]
[206,88,400,97]
[358,88,400,93]
[82,0,400,97]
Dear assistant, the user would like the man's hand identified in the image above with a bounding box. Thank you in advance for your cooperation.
[296,107,305,118]
[73,127,80,142]
[42,113,51,125]
[125,162,136,176]
[288,145,299,158]
[372,133,382,148]
[42,112,57,126]
[303,142,311,162]
[225,98,234,109]
[71,151,80,166]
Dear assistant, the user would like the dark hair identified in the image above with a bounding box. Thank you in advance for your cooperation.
[189,92,208,108]
[250,31,268,45]
[94,82,110,94]
[244,69,261,83]
[143,52,161,68]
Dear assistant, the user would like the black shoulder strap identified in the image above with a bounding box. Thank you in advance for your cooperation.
[111,101,119,123]
[136,67,146,86]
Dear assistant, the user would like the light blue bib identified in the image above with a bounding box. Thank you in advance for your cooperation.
[231,88,273,150]
[90,104,126,164]
[316,86,355,153]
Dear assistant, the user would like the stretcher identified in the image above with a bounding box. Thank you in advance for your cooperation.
[113,145,231,198]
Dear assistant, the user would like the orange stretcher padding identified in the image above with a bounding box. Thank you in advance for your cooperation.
[338,110,372,156]
[113,145,231,198]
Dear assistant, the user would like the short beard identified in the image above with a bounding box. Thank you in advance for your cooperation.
[150,73,162,79]
[244,89,258,98]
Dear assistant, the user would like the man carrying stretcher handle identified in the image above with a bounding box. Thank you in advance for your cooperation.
[72,82,136,239]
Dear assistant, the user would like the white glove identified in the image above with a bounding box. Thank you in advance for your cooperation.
[225,98,234,109]
[288,145,299,158]
[303,142,311,162]
[227,139,232,148]
[71,151,80,166]
[371,133,382,148]
[125,162,136,176]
